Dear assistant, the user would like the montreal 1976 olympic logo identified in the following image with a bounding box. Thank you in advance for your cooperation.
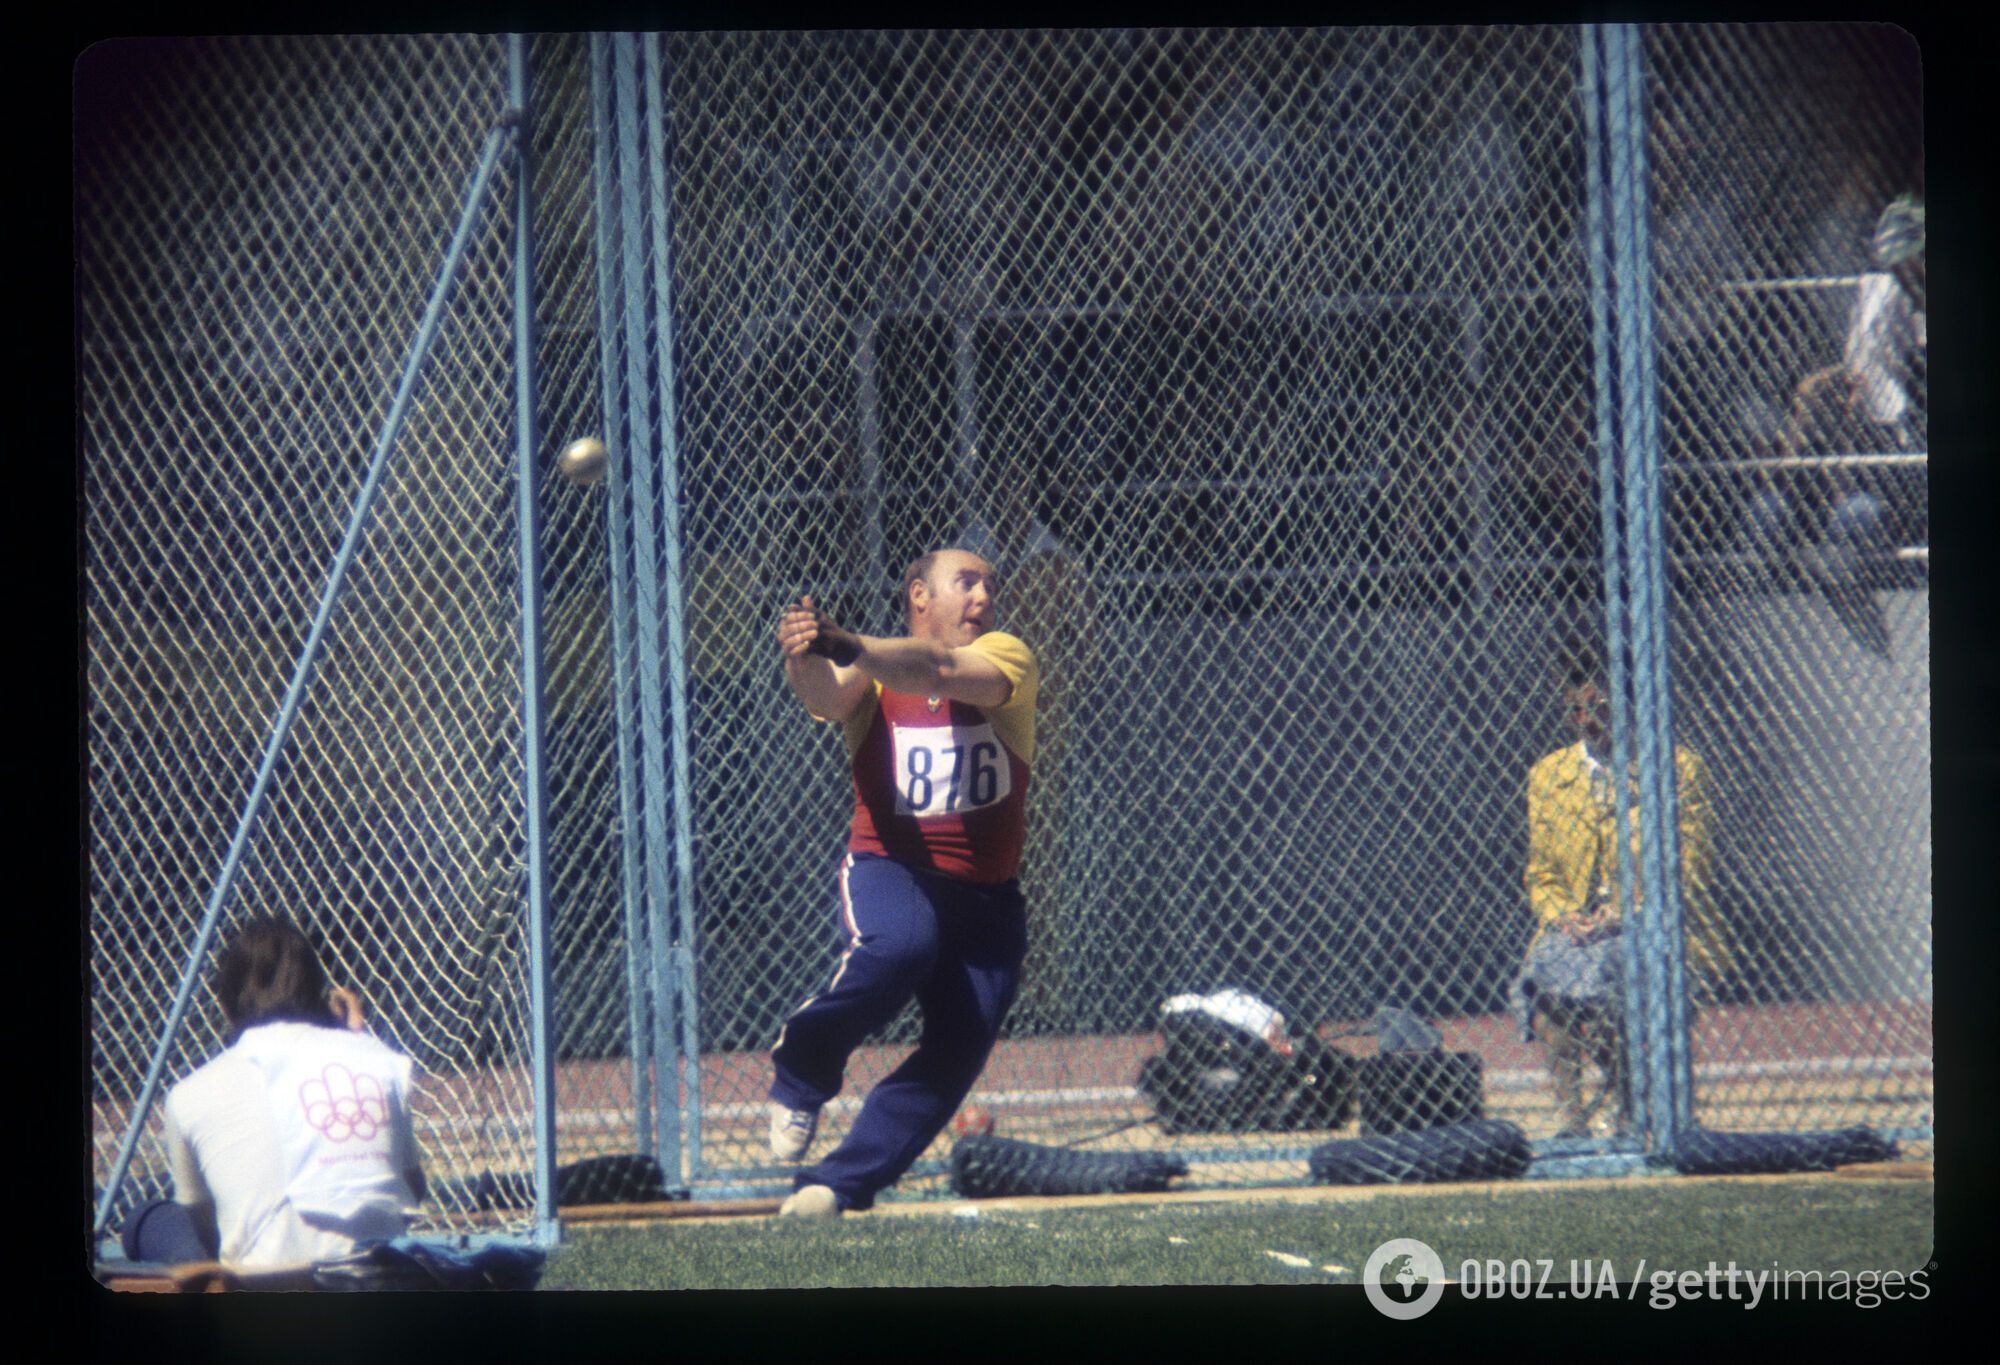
[300,1064,389,1142]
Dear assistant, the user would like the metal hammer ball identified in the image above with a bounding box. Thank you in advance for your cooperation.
[556,436,609,485]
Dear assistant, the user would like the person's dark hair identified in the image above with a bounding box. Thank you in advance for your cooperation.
[213,918,338,1035]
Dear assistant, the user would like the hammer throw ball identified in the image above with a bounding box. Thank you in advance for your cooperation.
[556,436,609,485]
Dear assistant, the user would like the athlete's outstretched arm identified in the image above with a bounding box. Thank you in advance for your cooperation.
[780,596,1013,709]
[848,635,1011,707]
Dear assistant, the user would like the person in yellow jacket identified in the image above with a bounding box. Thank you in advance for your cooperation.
[1517,653,1733,1138]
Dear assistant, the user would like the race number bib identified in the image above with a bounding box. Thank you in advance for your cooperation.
[890,721,1010,818]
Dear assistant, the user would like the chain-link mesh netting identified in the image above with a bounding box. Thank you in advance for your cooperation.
[667,26,1563,1181]
[610,23,1923,1196]
[522,34,653,1192]
[84,24,1929,1235]
[1641,25,1929,1146]
[80,34,554,1238]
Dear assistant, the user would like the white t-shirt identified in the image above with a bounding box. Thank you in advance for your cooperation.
[164,1021,423,1268]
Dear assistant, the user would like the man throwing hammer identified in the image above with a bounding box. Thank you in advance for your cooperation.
[766,549,1039,1217]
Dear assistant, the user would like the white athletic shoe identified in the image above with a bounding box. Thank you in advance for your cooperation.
[778,1184,840,1219]
[769,1104,820,1163]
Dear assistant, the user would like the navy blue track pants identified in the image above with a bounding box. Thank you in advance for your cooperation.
[769,852,1027,1211]
[121,1198,216,1264]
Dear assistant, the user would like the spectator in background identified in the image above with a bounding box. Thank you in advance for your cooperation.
[1795,166,1881,283]
[1649,110,1755,460]
[1754,194,1926,554]
[1792,193,1926,453]
[1736,196,1923,660]
[120,919,425,1269]
[1513,643,1730,1138]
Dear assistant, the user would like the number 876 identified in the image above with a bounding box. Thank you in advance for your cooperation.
[905,740,1000,813]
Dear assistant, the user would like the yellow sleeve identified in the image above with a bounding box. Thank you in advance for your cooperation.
[1674,746,1732,980]
[1524,752,1582,927]
[968,630,1039,765]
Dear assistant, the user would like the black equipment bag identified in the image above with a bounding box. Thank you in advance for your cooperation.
[1357,1051,1483,1135]
[435,1154,683,1213]
[554,1153,673,1206]
[1136,1005,1355,1135]
[312,1240,547,1292]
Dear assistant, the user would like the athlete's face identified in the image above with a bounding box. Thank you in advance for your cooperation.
[913,551,999,645]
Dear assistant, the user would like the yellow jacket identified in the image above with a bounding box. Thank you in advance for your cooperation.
[1524,742,1732,985]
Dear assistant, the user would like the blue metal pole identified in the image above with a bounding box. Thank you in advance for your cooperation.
[590,31,658,1165]
[642,31,705,1184]
[1606,23,1676,1154]
[1615,25,1694,1146]
[611,32,682,1175]
[507,33,561,1250]
[1582,23,1650,1150]
[93,122,517,1240]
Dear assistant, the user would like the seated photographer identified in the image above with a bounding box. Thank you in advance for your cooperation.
[120,918,425,1270]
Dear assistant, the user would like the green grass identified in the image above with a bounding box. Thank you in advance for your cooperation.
[537,1176,1933,1291]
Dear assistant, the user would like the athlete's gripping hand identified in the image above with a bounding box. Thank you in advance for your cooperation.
[779,595,863,666]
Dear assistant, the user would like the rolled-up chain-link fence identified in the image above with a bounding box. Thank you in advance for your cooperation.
[84,24,1928,1235]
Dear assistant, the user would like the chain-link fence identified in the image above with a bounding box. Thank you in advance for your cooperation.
[1642,24,1929,1146]
[81,34,558,1242]
[608,24,1928,1195]
[83,24,1928,1243]
[644,27,1604,1190]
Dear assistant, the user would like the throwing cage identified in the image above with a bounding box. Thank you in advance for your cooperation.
[84,26,1929,1251]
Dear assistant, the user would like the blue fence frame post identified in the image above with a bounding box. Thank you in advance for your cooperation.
[93,118,519,1243]
[609,31,685,1181]
[1612,30,1661,1156]
[508,32,561,1250]
[641,31,706,1183]
[590,31,659,1168]
[1581,23,1651,1155]
[1600,22,1690,1157]
[1610,24,1694,1150]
